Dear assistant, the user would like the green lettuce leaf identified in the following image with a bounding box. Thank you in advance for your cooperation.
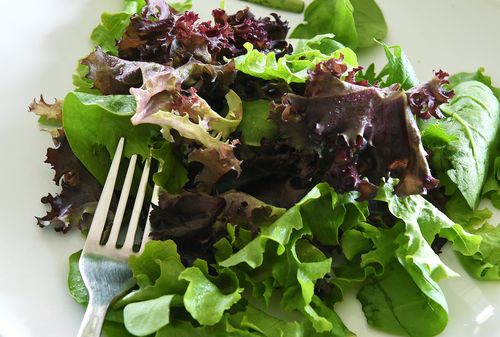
[459,223,500,280]
[179,265,243,326]
[118,240,188,306]
[220,183,364,333]
[355,179,482,336]
[123,294,175,336]
[233,42,357,84]
[73,62,99,94]
[376,179,481,257]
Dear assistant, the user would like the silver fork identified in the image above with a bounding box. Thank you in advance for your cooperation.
[77,137,157,337]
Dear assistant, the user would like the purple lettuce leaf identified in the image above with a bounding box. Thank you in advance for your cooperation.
[272,58,440,198]
[118,1,291,66]
[36,131,103,233]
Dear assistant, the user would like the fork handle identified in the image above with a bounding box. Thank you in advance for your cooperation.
[77,300,109,337]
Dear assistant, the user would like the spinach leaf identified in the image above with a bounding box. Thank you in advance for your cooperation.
[420,78,500,209]
[290,0,387,49]
[358,263,448,337]
[290,0,358,49]
[63,92,187,192]
[239,100,278,146]
[449,69,500,210]
[90,0,146,56]
[68,250,89,305]
[350,0,387,48]
[293,33,346,55]
[241,0,304,13]
[377,43,419,89]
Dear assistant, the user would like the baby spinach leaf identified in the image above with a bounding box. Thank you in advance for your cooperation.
[241,0,304,13]
[90,0,146,55]
[358,263,448,337]
[290,0,386,49]
[290,0,358,49]
[349,0,387,48]
[63,92,187,192]
[420,78,500,209]
[68,250,88,305]
[62,92,158,183]
[377,43,419,89]
[239,100,278,146]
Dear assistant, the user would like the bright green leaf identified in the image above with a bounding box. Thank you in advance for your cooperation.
[123,294,174,336]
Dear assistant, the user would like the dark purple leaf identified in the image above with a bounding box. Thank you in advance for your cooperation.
[118,1,291,66]
[406,70,454,120]
[273,60,439,198]
[36,131,103,233]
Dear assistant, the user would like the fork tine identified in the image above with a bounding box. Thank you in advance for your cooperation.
[122,157,151,251]
[106,154,138,247]
[85,137,125,247]
[139,183,159,253]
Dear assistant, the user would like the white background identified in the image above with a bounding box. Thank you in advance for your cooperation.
[1,0,500,336]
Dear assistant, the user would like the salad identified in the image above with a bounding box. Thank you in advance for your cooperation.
[30,0,500,336]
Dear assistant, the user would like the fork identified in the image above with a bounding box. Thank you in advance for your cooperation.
[77,137,157,337]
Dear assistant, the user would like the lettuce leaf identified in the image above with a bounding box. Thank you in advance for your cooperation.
[36,132,102,232]
[123,294,175,336]
[219,183,365,333]
[179,266,243,325]
[233,42,357,84]
[355,179,481,336]
[459,223,500,280]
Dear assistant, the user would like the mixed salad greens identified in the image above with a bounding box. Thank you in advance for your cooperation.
[31,0,500,336]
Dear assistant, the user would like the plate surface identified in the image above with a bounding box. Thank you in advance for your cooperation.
[1,0,499,336]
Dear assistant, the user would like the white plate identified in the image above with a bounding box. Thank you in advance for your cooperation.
[1,0,499,336]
